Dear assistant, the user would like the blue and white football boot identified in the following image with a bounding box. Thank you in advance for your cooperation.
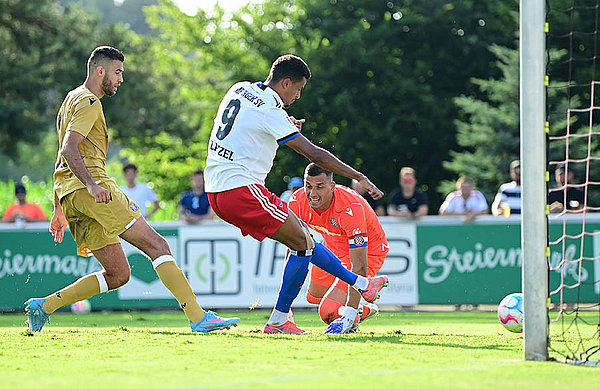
[24,298,50,332]
[190,311,240,333]
[324,315,354,334]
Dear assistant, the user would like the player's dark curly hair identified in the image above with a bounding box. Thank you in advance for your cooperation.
[305,163,333,180]
[267,54,311,83]
[87,46,124,72]
[123,163,138,173]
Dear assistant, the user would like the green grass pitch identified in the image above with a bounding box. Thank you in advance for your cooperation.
[0,310,597,388]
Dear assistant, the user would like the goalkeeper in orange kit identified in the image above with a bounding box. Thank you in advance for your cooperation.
[287,163,389,333]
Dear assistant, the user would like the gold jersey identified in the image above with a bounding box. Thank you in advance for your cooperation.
[53,85,111,199]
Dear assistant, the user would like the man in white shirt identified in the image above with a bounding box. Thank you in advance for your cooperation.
[439,176,489,223]
[205,54,388,334]
[120,163,160,219]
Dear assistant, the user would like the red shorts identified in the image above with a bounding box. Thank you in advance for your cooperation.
[311,252,386,289]
[208,184,288,241]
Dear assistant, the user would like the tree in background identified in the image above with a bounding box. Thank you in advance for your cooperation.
[230,0,519,207]
[0,0,523,214]
[59,0,159,35]
[442,44,519,200]
[0,0,97,179]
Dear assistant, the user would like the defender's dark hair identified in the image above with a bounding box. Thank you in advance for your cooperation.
[88,46,125,72]
[305,163,333,180]
[123,163,137,173]
[267,55,311,84]
[193,169,204,176]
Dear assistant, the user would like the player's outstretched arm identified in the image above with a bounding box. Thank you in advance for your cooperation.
[285,135,383,200]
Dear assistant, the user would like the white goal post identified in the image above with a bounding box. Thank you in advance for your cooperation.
[520,0,549,361]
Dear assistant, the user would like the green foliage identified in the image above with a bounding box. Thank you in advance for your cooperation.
[0,0,97,157]
[244,0,520,204]
[0,0,526,211]
[443,45,520,200]
[106,0,523,207]
[58,0,159,35]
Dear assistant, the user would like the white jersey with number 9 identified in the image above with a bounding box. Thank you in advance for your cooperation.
[204,81,300,193]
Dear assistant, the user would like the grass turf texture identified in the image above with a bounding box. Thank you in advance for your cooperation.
[0,310,597,388]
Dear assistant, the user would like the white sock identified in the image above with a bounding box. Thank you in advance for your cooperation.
[268,309,290,326]
[339,306,358,321]
[352,276,369,291]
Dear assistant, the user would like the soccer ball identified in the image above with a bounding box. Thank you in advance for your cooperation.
[497,292,523,333]
[71,299,92,314]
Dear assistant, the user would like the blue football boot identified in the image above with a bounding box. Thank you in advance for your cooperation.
[24,298,50,332]
[190,311,240,333]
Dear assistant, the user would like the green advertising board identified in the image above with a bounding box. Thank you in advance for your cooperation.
[417,220,599,304]
[0,227,179,311]
[1,217,598,310]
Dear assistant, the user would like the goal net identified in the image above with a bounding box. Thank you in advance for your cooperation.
[546,0,600,364]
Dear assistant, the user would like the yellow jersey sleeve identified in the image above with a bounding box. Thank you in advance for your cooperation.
[66,97,100,137]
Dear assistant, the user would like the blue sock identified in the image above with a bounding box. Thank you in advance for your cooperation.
[310,242,358,286]
[274,253,310,313]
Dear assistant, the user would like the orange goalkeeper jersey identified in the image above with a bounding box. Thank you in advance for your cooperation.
[288,185,389,260]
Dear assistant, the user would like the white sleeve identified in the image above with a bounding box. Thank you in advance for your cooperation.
[473,191,489,212]
[263,107,300,144]
[440,193,456,213]
[146,185,158,202]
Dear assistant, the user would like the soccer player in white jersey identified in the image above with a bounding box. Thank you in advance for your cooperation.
[205,55,389,334]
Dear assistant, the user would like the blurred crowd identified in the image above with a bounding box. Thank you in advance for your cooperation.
[1,160,587,226]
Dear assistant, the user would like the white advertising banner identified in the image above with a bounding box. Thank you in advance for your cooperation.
[114,221,418,308]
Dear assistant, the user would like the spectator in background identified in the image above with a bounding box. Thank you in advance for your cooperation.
[492,160,521,216]
[179,169,214,223]
[549,164,584,213]
[351,179,385,216]
[2,183,48,224]
[387,167,428,218]
[439,176,489,223]
[120,163,160,219]
[280,176,303,203]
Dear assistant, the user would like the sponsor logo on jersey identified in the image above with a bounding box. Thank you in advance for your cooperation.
[345,208,353,216]
[89,97,96,105]
[330,218,338,227]
[129,202,139,212]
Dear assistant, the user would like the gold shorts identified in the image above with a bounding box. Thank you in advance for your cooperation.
[61,178,141,256]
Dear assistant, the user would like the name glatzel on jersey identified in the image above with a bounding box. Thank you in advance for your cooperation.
[234,86,266,107]
[204,81,299,192]
[209,139,234,161]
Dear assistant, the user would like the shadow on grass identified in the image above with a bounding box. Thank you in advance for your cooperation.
[15,325,516,352]
[138,328,515,352]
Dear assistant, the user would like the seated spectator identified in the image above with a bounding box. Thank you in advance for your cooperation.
[179,169,214,223]
[548,164,584,213]
[351,179,385,216]
[439,176,489,223]
[120,163,160,219]
[280,176,303,203]
[387,167,428,218]
[2,183,48,224]
[492,160,521,216]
